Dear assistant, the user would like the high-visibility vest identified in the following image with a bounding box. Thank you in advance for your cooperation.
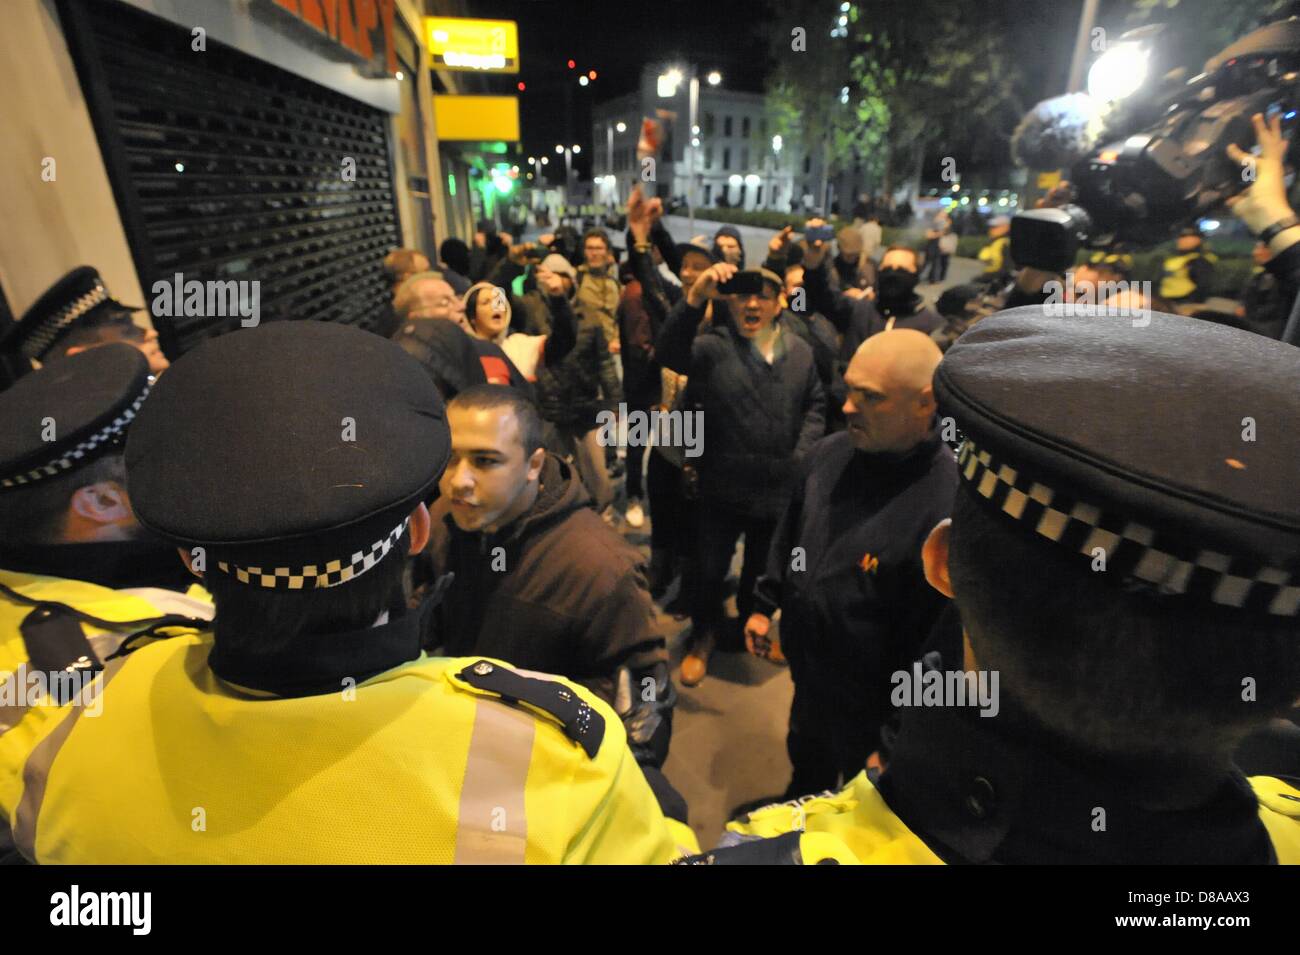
[978,236,1010,274]
[1160,251,1218,299]
[1,628,698,863]
[726,770,1300,864]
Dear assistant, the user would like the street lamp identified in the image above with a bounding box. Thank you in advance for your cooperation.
[555,144,564,154]
[572,144,581,154]
[605,120,628,208]
[656,65,721,230]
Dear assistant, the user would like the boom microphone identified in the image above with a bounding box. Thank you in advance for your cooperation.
[1011,93,1107,170]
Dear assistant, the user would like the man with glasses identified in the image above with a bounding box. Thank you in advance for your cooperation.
[655,263,825,686]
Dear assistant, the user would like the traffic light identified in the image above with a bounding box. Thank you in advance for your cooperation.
[567,59,575,69]
[588,70,597,80]
[517,81,526,91]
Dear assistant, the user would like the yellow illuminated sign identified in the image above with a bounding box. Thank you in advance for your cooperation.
[433,95,520,142]
[425,18,519,73]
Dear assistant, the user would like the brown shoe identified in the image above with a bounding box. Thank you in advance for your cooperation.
[680,633,715,687]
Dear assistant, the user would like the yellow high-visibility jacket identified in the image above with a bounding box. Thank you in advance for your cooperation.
[1159,250,1218,300]
[978,235,1011,275]
[0,580,697,864]
[726,771,1300,864]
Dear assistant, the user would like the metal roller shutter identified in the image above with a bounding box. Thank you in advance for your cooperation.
[60,0,402,356]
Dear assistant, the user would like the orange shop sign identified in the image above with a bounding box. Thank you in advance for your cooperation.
[267,0,399,76]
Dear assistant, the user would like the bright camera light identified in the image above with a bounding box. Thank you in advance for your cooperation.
[1088,43,1149,102]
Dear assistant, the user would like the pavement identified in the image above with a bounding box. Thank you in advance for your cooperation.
[545,213,981,848]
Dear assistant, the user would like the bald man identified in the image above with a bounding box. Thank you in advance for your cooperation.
[746,330,958,798]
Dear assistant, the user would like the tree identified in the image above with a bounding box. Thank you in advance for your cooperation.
[845,0,1032,199]
[764,0,884,210]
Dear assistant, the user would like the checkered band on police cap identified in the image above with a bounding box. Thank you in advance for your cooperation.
[0,382,150,490]
[214,517,410,591]
[957,438,1300,618]
[21,281,111,360]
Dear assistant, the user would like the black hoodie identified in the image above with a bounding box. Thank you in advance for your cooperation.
[422,453,665,704]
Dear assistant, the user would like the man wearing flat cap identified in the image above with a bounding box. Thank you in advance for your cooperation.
[0,267,169,389]
[0,321,696,864]
[688,307,1300,865]
[656,262,825,686]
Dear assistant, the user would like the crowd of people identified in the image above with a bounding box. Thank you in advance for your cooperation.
[0,113,1297,866]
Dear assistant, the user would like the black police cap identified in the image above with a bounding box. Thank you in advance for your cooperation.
[2,266,142,362]
[934,306,1300,617]
[126,321,451,590]
[0,343,151,490]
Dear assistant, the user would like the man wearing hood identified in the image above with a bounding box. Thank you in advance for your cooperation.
[712,225,745,267]
[421,385,674,769]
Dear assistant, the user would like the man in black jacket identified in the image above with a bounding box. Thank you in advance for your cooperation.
[420,385,673,766]
[655,262,825,686]
[744,329,956,795]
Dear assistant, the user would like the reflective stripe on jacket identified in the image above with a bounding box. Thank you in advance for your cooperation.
[0,630,697,863]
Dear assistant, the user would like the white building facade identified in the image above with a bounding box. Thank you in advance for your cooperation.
[591,68,806,213]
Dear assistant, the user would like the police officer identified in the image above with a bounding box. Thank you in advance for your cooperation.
[0,345,208,862]
[690,306,1300,864]
[1159,226,1218,305]
[0,267,169,388]
[976,215,1012,284]
[0,345,208,649]
[0,321,696,864]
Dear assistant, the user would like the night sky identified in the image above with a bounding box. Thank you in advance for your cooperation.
[462,0,774,180]
[458,0,1093,185]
